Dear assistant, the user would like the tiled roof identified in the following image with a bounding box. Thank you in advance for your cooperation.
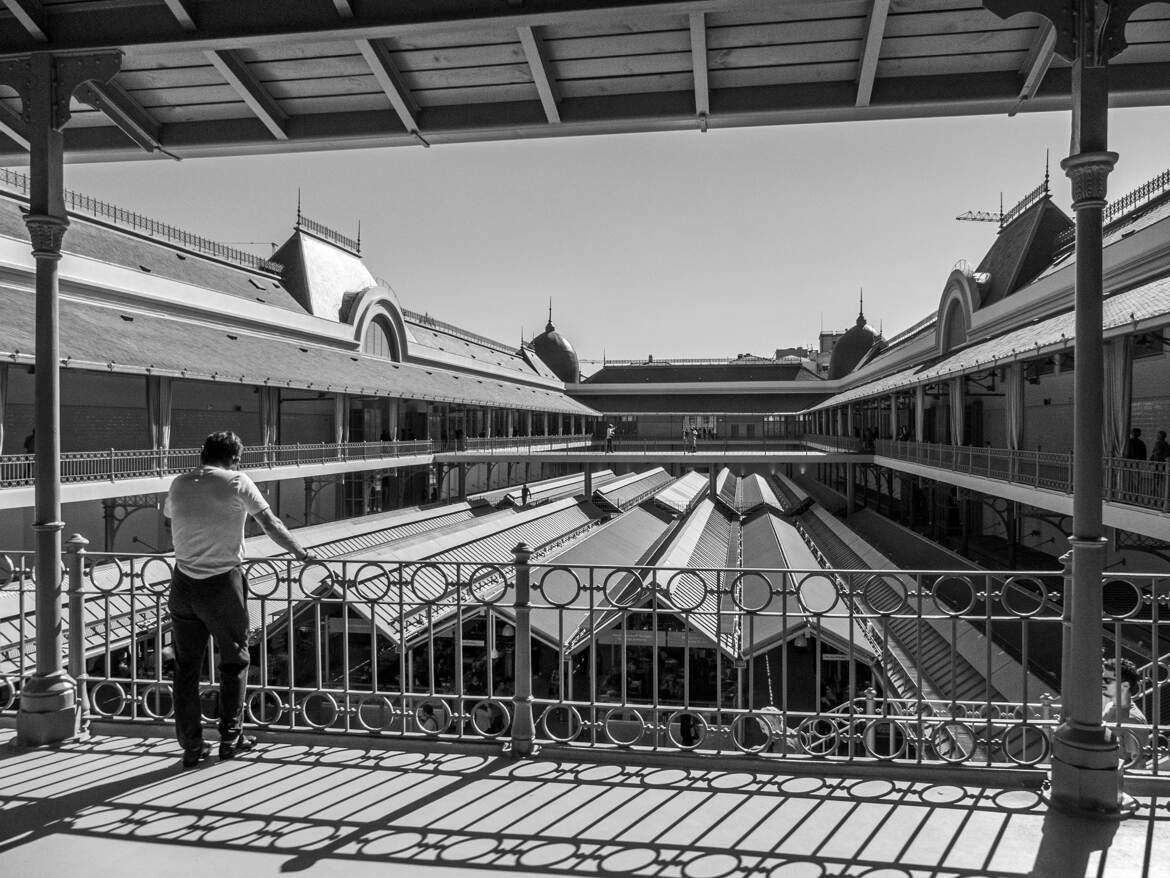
[0,289,599,416]
[808,276,1170,411]
[583,362,819,384]
[0,196,303,312]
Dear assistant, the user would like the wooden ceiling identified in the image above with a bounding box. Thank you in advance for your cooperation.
[0,0,1167,162]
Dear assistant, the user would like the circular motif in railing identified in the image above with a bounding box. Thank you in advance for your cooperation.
[999,576,1049,618]
[535,566,582,608]
[794,716,841,757]
[861,718,909,760]
[138,556,174,596]
[89,680,127,717]
[1117,729,1148,770]
[1102,579,1145,620]
[299,691,340,730]
[88,558,129,594]
[728,712,773,754]
[139,682,174,719]
[730,572,774,613]
[348,563,393,603]
[246,689,286,726]
[765,862,828,878]
[603,568,648,609]
[794,572,840,616]
[354,694,398,732]
[858,573,909,616]
[199,686,221,722]
[407,563,453,606]
[297,560,335,599]
[1000,722,1050,766]
[0,675,16,710]
[603,706,646,747]
[0,555,13,586]
[540,703,584,743]
[929,575,979,617]
[929,720,978,764]
[414,697,453,735]
[468,699,511,737]
[664,571,708,613]
[242,560,283,599]
[465,564,510,606]
[665,709,707,750]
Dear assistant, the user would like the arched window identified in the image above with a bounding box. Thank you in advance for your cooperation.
[362,315,399,360]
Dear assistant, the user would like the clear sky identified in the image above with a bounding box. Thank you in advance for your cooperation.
[62,104,1170,370]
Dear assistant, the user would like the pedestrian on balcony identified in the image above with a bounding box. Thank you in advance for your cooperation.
[165,431,315,769]
[1150,430,1168,462]
[1123,427,1147,460]
[605,423,615,453]
[1102,657,1149,769]
[521,483,530,506]
[22,430,33,454]
[689,426,698,453]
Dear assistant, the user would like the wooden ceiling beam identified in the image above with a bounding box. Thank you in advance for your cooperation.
[161,0,197,32]
[333,0,355,18]
[855,0,889,107]
[689,12,709,121]
[1013,18,1056,114]
[355,37,419,134]
[517,25,560,124]
[0,101,28,150]
[2,0,46,41]
[0,0,759,55]
[205,49,288,140]
[75,79,163,153]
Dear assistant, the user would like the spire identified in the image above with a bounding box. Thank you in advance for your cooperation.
[296,188,302,226]
[1043,149,1050,196]
[356,220,361,255]
[857,288,866,326]
[546,297,555,332]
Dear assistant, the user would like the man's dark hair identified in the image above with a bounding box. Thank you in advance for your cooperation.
[201,431,244,466]
[1132,428,1142,437]
[1104,656,1141,689]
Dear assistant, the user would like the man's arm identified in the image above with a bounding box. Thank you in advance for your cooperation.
[252,508,316,562]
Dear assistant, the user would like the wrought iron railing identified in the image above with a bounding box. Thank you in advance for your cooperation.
[441,434,595,453]
[1,545,1165,775]
[1055,167,1170,250]
[0,440,435,488]
[402,308,517,354]
[295,213,359,254]
[0,167,284,274]
[873,439,1170,511]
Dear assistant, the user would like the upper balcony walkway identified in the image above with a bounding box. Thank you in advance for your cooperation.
[1,725,1165,878]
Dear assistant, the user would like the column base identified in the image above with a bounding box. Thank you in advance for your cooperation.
[1048,722,1126,818]
[17,671,80,746]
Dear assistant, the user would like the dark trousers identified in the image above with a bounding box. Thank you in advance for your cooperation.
[169,566,251,749]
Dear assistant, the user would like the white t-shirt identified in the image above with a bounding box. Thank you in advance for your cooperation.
[165,466,269,578]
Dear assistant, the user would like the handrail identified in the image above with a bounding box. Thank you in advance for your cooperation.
[0,439,435,488]
[0,167,283,274]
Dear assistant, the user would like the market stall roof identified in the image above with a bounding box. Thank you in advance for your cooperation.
[4,3,1170,162]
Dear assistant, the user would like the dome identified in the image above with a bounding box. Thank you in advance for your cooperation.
[532,309,579,383]
[828,301,879,380]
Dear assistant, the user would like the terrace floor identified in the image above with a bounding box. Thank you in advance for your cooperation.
[1,727,1167,878]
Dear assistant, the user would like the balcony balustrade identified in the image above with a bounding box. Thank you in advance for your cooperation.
[0,440,434,488]
[1,544,1164,780]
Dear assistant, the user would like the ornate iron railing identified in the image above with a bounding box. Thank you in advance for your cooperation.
[0,167,284,274]
[873,439,1170,512]
[0,440,434,488]
[1,546,1164,775]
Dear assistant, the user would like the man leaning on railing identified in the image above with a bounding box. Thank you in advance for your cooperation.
[165,431,316,769]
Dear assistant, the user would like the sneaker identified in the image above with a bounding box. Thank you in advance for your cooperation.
[219,734,258,761]
[182,742,211,768]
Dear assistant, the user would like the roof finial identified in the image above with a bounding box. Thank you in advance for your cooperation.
[857,287,866,326]
[1043,149,1050,196]
[297,188,302,226]
[356,220,361,254]
[546,297,554,332]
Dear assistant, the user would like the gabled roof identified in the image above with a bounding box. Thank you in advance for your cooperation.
[584,361,820,384]
[273,229,377,320]
[976,197,1072,309]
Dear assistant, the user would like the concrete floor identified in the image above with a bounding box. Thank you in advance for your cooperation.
[1,728,1167,878]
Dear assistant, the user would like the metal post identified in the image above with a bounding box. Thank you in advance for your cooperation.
[1052,46,1121,814]
[65,534,90,737]
[508,542,538,756]
[583,464,592,497]
[846,462,856,514]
